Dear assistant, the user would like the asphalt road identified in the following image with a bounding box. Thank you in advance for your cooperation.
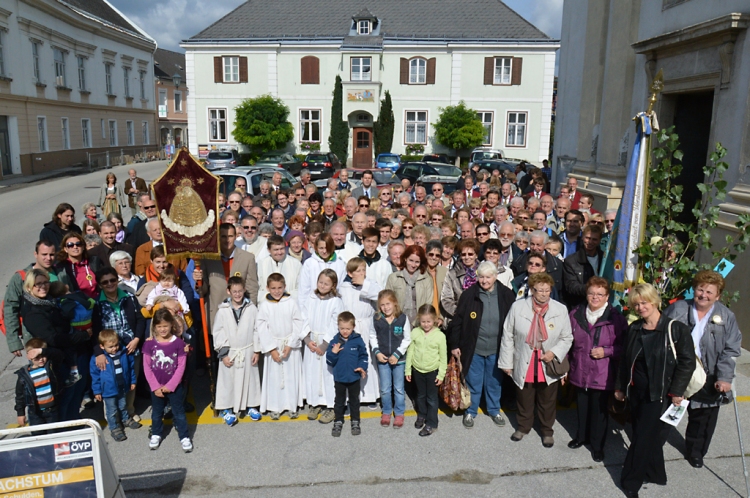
[1,164,749,497]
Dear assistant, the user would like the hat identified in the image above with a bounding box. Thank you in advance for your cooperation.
[285,230,304,243]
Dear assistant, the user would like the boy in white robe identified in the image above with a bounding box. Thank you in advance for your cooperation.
[257,235,302,299]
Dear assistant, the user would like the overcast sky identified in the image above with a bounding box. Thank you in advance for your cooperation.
[109,0,563,52]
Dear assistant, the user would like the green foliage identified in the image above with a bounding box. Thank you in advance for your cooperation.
[294,154,306,162]
[433,101,485,154]
[637,127,750,307]
[405,144,424,155]
[232,95,294,158]
[400,154,423,162]
[373,91,395,155]
[328,75,349,163]
[299,142,320,152]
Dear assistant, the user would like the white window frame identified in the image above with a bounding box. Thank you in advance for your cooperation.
[142,121,150,145]
[404,110,428,145]
[299,108,321,143]
[61,118,70,150]
[494,57,512,85]
[108,119,118,146]
[32,41,41,83]
[139,70,147,100]
[223,56,239,83]
[53,48,66,87]
[0,30,5,77]
[105,63,113,95]
[208,108,227,142]
[37,116,48,152]
[358,20,370,35]
[350,57,371,81]
[477,111,494,146]
[409,58,427,84]
[123,66,131,98]
[506,111,528,148]
[126,121,134,146]
[81,118,91,148]
[77,56,86,90]
[174,91,182,112]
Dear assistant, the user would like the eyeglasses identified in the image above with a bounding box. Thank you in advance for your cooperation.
[229,200,241,204]
[532,287,551,294]
[143,205,156,210]
[528,262,544,268]
[359,203,369,208]
[589,221,603,225]
[587,292,607,298]
[477,231,489,236]
[460,252,475,257]
[402,225,413,230]
[517,216,529,221]
[100,278,118,285]
[427,252,440,258]
[33,281,50,288]
[499,233,514,238]
[433,188,443,192]
[415,214,427,218]
[242,225,257,231]
[66,242,83,248]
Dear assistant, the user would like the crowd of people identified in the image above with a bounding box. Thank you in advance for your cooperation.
[6,163,742,497]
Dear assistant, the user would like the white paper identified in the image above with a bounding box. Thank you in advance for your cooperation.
[660,399,689,426]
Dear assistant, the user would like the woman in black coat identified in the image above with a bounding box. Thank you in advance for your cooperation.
[448,261,515,429]
[614,284,695,498]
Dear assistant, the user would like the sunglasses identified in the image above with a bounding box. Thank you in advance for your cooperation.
[460,252,475,257]
[143,205,156,210]
[402,225,413,229]
[100,278,118,285]
[66,242,83,248]
[528,262,543,268]
[415,214,427,218]
[359,204,369,208]
[477,232,489,236]
[229,200,241,204]
[242,226,257,231]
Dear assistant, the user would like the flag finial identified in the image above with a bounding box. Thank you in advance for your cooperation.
[646,69,664,115]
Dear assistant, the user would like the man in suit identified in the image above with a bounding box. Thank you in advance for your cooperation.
[351,170,378,200]
[193,223,259,327]
[125,169,148,218]
[562,224,603,309]
[88,221,134,271]
[511,230,563,291]
[567,177,582,210]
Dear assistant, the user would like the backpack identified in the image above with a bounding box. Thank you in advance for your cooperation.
[0,270,27,336]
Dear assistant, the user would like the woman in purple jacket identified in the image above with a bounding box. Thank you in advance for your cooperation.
[567,276,627,462]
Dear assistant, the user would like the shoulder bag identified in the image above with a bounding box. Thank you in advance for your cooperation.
[667,319,706,399]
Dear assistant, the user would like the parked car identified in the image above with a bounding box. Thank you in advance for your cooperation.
[204,150,240,170]
[396,161,462,187]
[375,153,401,172]
[313,168,400,191]
[302,152,342,180]
[468,147,505,169]
[472,159,519,175]
[421,154,451,165]
[254,152,303,176]
[215,167,297,198]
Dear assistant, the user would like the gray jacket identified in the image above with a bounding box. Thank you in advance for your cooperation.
[351,185,378,200]
[663,300,741,385]
[441,263,469,319]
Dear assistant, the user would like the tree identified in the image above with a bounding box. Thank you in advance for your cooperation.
[373,91,394,155]
[232,95,294,158]
[433,101,486,167]
[328,75,349,163]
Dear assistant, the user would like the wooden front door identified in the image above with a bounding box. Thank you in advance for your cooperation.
[352,128,372,168]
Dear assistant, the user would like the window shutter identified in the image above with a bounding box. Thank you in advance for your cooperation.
[239,57,248,83]
[301,57,310,84]
[301,56,319,85]
[214,56,222,83]
[400,58,408,84]
[484,57,494,85]
[511,57,523,85]
[426,58,436,84]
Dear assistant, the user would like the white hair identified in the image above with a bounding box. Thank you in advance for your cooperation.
[477,260,499,277]
[109,250,132,267]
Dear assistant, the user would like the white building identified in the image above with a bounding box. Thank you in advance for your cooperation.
[0,0,157,177]
[182,0,558,168]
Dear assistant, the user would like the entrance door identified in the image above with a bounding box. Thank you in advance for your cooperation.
[352,128,372,168]
[0,116,11,176]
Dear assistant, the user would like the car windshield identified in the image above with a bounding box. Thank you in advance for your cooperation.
[259,154,283,162]
[208,152,233,159]
[429,165,461,177]
[472,152,502,161]
[373,171,397,183]
[379,155,399,163]
[306,154,328,162]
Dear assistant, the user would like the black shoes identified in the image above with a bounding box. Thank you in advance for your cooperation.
[567,438,586,449]
[331,421,343,437]
[688,456,704,468]
[419,426,435,437]
[351,421,361,436]
[414,417,425,429]
[592,451,604,462]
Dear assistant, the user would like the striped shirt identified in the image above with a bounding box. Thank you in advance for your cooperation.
[29,367,54,408]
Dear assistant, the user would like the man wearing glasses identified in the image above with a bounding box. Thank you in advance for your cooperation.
[562,224,604,309]
[235,217,263,254]
[510,231,563,291]
[413,205,429,226]
[561,210,583,258]
[431,183,448,205]
[227,192,243,215]
[378,188,393,208]
[126,195,158,248]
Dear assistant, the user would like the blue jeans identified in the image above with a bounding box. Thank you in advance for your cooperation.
[377,362,405,416]
[465,353,503,417]
[104,393,128,430]
[150,384,189,440]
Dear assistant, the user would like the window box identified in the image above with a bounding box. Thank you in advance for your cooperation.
[79,89,91,95]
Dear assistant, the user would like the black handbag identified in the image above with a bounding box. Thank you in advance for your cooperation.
[545,355,570,377]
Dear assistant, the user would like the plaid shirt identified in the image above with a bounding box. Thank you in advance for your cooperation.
[97,289,136,344]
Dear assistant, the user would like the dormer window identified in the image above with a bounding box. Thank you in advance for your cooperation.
[352,8,377,36]
[358,20,370,35]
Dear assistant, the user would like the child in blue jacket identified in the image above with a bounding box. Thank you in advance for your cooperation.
[326,311,368,438]
[90,329,139,441]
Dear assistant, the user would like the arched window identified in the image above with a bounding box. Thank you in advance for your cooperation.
[409,58,426,84]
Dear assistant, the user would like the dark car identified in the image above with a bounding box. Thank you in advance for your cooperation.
[302,152,342,180]
[204,150,240,170]
[254,152,303,176]
[396,161,462,186]
[215,167,297,198]
[421,154,451,165]
[473,159,519,175]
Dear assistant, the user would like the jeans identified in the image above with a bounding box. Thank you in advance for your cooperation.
[28,407,59,435]
[334,380,361,423]
[104,393,128,430]
[377,362,405,416]
[150,384,189,440]
[58,352,92,422]
[413,369,439,428]
[465,353,503,417]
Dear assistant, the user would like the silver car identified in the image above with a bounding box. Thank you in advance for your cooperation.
[204,150,240,170]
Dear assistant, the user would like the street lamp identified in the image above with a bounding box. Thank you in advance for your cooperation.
[173,73,181,88]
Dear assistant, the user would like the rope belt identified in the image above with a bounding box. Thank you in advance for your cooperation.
[228,343,254,368]
[275,335,291,390]
[312,332,324,397]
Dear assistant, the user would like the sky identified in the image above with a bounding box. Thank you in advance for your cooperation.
[108,0,564,52]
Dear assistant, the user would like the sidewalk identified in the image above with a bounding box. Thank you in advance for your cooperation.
[0,166,89,189]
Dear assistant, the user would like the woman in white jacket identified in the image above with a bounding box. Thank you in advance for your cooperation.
[297,234,346,316]
[498,272,572,448]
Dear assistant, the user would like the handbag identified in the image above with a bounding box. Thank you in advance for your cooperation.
[544,355,570,377]
[459,368,471,410]
[607,393,631,426]
[667,319,707,399]
[439,356,462,411]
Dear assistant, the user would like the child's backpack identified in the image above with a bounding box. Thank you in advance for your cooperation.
[0,270,27,336]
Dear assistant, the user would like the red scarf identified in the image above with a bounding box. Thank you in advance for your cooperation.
[525,298,549,350]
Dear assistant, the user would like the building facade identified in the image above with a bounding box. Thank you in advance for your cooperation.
[154,48,188,149]
[182,0,558,167]
[0,0,157,177]
[553,0,750,334]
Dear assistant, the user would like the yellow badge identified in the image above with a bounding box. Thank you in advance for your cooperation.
[548,323,555,330]
[234,272,242,277]
[518,289,524,297]
[470,312,477,319]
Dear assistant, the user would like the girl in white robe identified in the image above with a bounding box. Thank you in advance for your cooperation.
[297,235,346,316]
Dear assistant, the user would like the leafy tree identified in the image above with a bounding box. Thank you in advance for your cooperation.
[329,75,349,163]
[637,127,750,307]
[373,91,395,155]
[232,95,294,158]
[433,101,485,166]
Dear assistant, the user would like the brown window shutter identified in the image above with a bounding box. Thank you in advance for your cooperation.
[426,58,436,84]
[311,56,319,84]
[511,57,523,85]
[214,56,223,83]
[400,58,408,84]
[301,57,310,84]
[239,57,248,83]
[484,57,494,85]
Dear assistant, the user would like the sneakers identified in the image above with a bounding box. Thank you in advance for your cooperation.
[380,414,391,427]
[318,409,335,424]
[542,436,554,448]
[393,415,404,429]
[149,435,162,450]
[270,412,280,420]
[111,428,127,442]
[288,411,299,419]
[491,413,506,427]
[181,437,193,453]
[511,430,525,442]
[307,405,322,420]
[125,418,142,430]
[331,421,343,437]
[462,413,474,428]
[247,408,262,421]
[414,417,425,429]
[419,426,436,437]
[221,409,237,427]
[351,421,361,436]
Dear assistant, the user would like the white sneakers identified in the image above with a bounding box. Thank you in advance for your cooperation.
[149,435,193,453]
